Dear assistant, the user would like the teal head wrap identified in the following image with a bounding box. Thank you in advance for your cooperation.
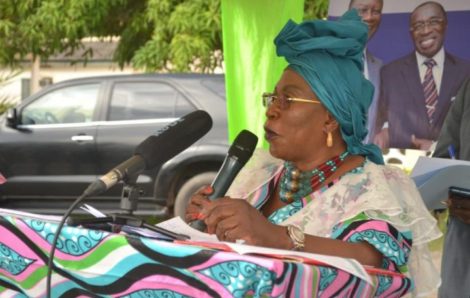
[274,10,384,164]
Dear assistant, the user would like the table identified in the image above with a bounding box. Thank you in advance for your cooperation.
[0,212,412,297]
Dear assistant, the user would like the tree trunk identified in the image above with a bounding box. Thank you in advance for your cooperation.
[30,56,40,94]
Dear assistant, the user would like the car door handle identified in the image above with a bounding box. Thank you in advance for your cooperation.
[71,135,94,142]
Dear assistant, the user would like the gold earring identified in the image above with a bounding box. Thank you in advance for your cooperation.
[327,132,333,147]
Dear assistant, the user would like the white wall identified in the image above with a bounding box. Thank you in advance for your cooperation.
[0,63,135,104]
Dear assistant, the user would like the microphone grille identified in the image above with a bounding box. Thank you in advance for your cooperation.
[228,130,258,165]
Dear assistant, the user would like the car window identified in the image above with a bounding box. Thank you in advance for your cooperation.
[21,84,100,125]
[201,77,226,100]
[108,82,193,121]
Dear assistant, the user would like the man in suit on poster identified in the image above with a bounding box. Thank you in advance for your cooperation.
[374,1,470,150]
[348,0,383,143]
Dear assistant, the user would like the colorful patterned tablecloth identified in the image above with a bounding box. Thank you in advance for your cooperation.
[0,214,412,297]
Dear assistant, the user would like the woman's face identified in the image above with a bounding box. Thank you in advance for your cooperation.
[264,68,329,163]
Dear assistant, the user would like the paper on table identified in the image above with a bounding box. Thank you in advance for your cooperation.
[80,204,107,217]
[156,216,218,242]
[411,156,470,209]
[157,217,371,284]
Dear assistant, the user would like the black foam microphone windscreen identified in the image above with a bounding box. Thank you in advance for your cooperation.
[135,110,213,169]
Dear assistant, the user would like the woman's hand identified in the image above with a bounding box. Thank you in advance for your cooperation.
[448,198,470,224]
[201,197,291,248]
[184,186,213,223]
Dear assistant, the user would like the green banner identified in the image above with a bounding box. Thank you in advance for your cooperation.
[221,0,305,145]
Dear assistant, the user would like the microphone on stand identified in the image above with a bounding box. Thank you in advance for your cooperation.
[48,110,214,298]
[83,110,213,197]
[190,130,258,231]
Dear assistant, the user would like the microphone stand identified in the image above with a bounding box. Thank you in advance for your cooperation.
[119,173,141,215]
[67,174,188,240]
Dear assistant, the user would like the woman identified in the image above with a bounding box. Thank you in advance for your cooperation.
[186,10,440,296]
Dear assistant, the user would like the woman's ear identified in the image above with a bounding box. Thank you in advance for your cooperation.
[324,112,339,133]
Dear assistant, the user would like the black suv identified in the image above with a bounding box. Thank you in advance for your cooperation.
[0,74,229,218]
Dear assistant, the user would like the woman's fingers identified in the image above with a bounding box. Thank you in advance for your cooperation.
[203,198,274,245]
[203,198,237,234]
[184,186,213,222]
[214,216,239,241]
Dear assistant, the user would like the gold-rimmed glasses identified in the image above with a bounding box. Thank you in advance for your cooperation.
[262,92,321,110]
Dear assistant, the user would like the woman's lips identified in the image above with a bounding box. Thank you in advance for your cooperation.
[264,127,278,141]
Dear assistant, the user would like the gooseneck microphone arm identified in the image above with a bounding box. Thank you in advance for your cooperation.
[83,155,146,198]
[190,130,258,231]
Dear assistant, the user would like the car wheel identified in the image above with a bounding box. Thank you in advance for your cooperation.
[173,172,217,219]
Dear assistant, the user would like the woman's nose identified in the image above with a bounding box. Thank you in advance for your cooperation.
[265,103,280,119]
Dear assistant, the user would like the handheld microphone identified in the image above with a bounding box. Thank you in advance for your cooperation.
[190,129,258,231]
[83,110,213,197]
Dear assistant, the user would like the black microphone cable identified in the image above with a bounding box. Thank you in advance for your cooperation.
[46,192,88,298]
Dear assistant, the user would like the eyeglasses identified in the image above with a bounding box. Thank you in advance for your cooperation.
[410,18,444,32]
[356,7,381,18]
[262,92,321,109]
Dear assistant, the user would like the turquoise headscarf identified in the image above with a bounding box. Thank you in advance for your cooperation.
[274,10,384,165]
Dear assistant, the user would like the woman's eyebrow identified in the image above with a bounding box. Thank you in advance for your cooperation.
[274,84,306,95]
[282,84,307,95]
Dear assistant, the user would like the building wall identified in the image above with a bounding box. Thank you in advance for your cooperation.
[0,62,135,104]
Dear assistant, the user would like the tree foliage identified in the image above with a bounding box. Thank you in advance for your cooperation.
[304,0,329,21]
[0,69,21,114]
[0,0,328,73]
[129,0,223,73]
[0,0,126,64]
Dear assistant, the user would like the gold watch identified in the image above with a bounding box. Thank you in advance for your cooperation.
[287,225,305,251]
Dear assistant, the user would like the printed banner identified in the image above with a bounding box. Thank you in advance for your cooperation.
[329,0,470,151]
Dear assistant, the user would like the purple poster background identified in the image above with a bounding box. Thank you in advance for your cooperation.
[367,10,470,64]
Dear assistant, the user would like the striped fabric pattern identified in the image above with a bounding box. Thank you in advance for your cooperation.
[423,58,438,124]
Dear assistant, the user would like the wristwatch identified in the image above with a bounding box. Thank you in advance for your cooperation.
[287,225,305,251]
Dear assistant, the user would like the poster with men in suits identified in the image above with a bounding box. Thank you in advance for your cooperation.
[329,0,470,151]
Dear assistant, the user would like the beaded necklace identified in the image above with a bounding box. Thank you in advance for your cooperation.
[279,151,349,203]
